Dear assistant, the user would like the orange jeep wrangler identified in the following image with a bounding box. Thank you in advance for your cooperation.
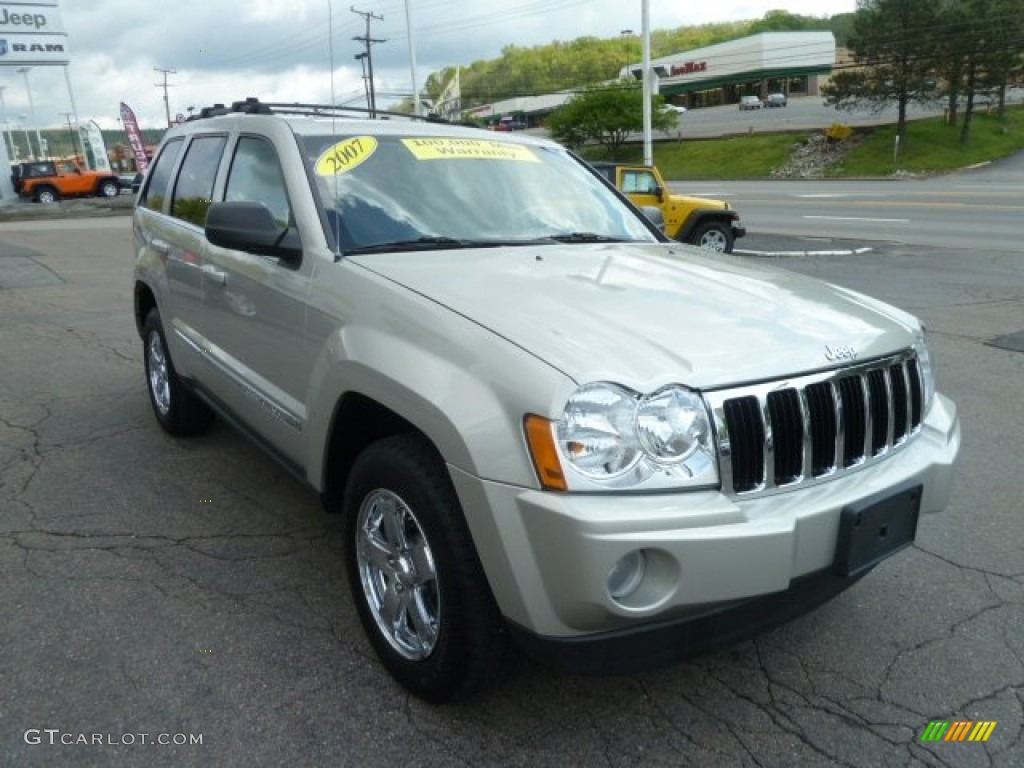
[12,160,121,204]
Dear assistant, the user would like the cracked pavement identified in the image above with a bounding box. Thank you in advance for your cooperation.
[1,218,1021,767]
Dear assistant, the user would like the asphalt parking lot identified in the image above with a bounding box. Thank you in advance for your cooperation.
[1,214,1022,767]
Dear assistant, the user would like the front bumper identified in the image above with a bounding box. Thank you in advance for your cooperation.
[449,394,959,655]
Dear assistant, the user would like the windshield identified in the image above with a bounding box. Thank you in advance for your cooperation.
[299,133,658,252]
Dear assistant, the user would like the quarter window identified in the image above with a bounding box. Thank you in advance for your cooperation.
[224,136,293,230]
[171,135,227,226]
[139,138,183,213]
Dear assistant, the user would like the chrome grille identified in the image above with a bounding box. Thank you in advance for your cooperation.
[706,351,925,497]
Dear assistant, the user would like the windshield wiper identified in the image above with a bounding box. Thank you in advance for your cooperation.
[545,232,630,243]
[346,236,509,254]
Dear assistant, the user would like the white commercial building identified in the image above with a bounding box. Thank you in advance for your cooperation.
[624,31,837,109]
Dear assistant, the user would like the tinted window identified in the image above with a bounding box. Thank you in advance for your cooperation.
[224,136,292,229]
[139,139,183,213]
[171,135,227,226]
[301,135,654,250]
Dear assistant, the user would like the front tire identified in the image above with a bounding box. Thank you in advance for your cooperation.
[689,221,734,253]
[343,435,507,702]
[142,309,214,436]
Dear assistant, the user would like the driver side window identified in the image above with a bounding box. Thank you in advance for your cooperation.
[224,136,293,230]
[623,171,658,195]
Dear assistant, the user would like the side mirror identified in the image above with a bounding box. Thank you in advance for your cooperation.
[654,186,664,202]
[640,205,665,233]
[205,201,302,262]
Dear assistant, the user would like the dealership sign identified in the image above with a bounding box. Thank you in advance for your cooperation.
[0,1,68,65]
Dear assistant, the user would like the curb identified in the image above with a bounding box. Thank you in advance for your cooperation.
[735,246,874,258]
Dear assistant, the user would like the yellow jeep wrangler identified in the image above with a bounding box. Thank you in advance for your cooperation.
[592,162,745,253]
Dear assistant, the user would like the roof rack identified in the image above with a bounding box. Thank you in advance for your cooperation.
[187,97,455,124]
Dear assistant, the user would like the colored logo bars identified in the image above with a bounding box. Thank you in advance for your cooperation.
[921,721,997,743]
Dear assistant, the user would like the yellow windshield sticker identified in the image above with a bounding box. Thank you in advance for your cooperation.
[401,138,538,162]
[315,136,378,176]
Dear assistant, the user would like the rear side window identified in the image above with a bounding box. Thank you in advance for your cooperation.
[224,136,292,229]
[139,139,183,213]
[171,135,227,226]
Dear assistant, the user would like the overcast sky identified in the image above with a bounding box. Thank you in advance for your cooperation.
[2,0,854,131]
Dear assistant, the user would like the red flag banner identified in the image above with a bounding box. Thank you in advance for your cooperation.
[119,102,149,173]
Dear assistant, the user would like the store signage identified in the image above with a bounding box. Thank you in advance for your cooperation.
[671,61,708,76]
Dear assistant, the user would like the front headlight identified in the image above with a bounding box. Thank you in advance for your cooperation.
[913,329,936,413]
[635,387,711,465]
[531,382,718,491]
[556,383,642,479]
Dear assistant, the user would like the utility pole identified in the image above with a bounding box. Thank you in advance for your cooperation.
[154,67,176,127]
[59,112,81,160]
[354,52,370,110]
[351,6,385,117]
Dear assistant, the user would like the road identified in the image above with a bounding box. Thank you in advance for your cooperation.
[676,150,1024,253]
[1,211,1022,766]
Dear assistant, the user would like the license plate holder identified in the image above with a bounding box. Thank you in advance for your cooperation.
[832,481,922,578]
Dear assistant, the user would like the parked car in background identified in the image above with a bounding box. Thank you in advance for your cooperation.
[495,116,527,131]
[739,95,762,110]
[764,93,788,108]
[591,161,745,252]
[659,103,687,114]
[12,159,121,204]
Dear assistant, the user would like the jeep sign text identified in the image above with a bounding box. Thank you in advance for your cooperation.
[0,10,48,29]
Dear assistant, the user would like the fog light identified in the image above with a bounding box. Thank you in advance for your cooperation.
[608,550,647,600]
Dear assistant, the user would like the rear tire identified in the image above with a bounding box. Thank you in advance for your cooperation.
[142,308,214,436]
[35,186,59,204]
[98,179,120,198]
[689,221,734,253]
[343,434,507,703]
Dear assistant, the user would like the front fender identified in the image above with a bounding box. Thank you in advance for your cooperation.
[304,302,576,492]
[677,209,741,242]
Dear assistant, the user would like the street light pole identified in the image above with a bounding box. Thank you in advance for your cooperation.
[641,0,652,166]
[18,115,31,161]
[0,86,14,161]
[620,29,633,79]
[17,67,44,159]
[59,112,81,160]
[404,0,421,116]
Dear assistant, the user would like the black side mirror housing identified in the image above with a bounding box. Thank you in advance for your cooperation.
[205,202,302,262]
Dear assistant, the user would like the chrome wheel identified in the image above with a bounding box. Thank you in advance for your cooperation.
[146,330,171,416]
[100,180,119,197]
[37,189,57,204]
[356,489,439,660]
[698,228,729,251]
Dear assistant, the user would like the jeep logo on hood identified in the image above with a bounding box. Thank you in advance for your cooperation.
[825,344,858,362]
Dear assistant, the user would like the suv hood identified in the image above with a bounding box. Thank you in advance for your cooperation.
[670,193,727,211]
[350,243,918,391]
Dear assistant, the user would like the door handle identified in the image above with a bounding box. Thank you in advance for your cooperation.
[201,264,228,286]
[151,238,170,255]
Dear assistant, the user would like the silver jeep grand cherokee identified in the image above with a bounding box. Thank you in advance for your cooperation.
[133,99,960,702]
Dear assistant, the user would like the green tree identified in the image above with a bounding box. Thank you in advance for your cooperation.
[546,84,674,157]
[822,0,939,146]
